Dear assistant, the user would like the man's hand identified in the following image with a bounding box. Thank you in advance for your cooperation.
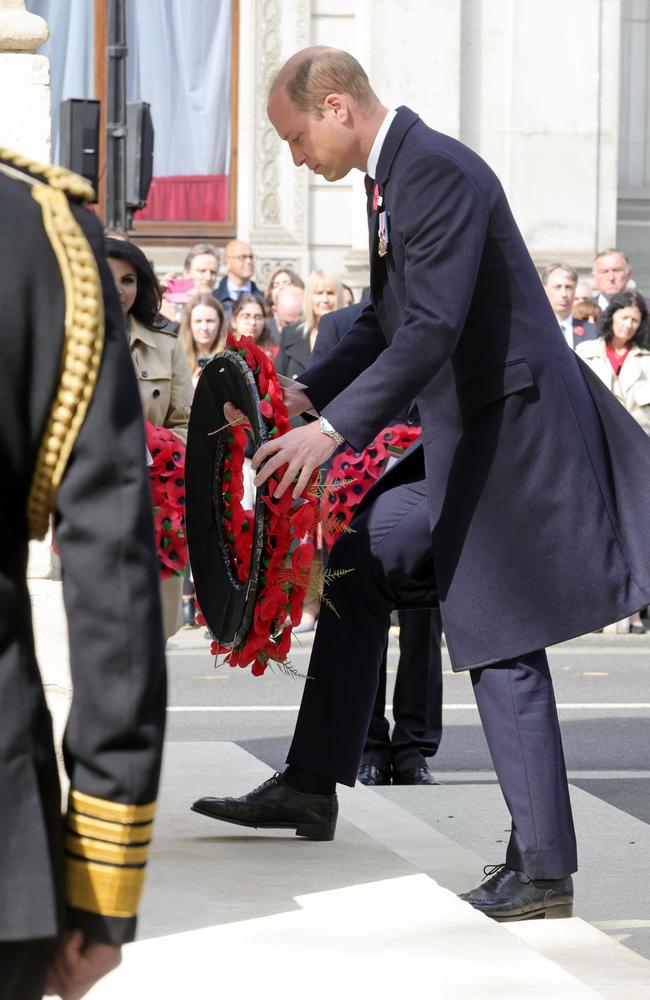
[45,930,121,1000]
[252,421,337,499]
[282,385,314,419]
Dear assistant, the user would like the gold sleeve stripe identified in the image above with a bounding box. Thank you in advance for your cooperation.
[67,813,153,846]
[69,790,157,825]
[66,857,146,919]
[26,182,105,540]
[65,833,150,867]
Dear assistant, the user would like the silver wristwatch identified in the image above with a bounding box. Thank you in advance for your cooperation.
[319,415,344,446]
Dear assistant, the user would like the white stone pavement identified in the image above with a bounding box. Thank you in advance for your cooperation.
[27,544,650,1000]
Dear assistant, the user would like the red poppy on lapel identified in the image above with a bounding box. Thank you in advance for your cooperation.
[574,325,585,337]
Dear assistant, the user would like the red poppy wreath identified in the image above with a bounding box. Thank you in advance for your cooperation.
[145,421,189,579]
[320,423,422,545]
[187,334,320,676]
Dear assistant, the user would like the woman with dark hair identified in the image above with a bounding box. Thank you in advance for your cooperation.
[577,290,650,417]
[230,293,277,358]
[577,289,650,633]
[106,237,193,639]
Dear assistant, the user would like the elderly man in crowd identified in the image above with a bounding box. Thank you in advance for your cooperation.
[542,263,596,350]
[592,248,649,311]
[214,239,264,318]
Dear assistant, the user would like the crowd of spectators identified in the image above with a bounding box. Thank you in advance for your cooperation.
[103,231,650,636]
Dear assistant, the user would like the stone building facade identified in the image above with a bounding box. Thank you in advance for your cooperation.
[2,0,650,293]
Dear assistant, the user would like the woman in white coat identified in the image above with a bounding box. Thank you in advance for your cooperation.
[577,289,650,631]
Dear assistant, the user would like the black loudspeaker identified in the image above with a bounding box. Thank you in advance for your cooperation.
[59,99,100,199]
[126,101,154,208]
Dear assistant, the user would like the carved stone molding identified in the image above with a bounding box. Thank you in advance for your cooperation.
[0,0,48,53]
[256,256,304,286]
[251,0,310,246]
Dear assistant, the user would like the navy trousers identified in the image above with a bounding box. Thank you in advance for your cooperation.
[0,939,53,1000]
[363,607,443,771]
[288,474,577,879]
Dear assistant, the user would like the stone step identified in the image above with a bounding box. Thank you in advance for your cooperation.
[80,742,650,999]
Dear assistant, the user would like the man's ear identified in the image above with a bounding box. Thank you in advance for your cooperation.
[323,93,349,121]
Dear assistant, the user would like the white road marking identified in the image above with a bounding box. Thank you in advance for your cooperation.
[167,702,650,712]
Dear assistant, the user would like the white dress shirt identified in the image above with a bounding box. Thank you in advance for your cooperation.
[558,316,574,349]
[367,109,397,180]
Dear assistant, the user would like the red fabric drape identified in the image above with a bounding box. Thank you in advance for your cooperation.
[135,174,229,222]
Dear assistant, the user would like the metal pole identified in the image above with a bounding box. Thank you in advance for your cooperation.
[106,0,127,230]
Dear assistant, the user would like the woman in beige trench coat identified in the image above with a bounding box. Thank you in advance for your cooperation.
[577,289,650,633]
[106,238,193,640]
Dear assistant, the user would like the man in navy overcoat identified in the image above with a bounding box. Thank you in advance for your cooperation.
[193,47,650,921]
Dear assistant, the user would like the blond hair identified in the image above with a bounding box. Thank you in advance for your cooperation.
[179,293,225,372]
[281,48,375,116]
[301,269,345,335]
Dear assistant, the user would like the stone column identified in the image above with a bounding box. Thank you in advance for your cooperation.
[241,0,311,289]
[460,0,621,270]
[0,0,50,160]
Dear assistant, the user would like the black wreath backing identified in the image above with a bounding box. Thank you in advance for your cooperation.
[185,351,268,645]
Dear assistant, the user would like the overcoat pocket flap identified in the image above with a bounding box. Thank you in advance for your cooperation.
[462,359,534,411]
[632,379,650,408]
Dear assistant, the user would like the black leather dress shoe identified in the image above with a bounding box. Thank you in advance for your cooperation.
[191,773,338,841]
[357,763,391,785]
[459,865,574,921]
[392,764,438,785]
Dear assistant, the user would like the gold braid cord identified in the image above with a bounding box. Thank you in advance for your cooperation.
[0,145,95,201]
[22,170,104,539]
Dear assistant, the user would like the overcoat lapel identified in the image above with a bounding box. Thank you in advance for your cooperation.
[366,107,420,288]
[374,106,420,188]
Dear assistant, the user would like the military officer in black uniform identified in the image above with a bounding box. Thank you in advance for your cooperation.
[0,149,167,999]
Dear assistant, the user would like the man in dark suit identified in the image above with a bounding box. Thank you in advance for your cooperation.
[591,248,650,312]
[214,239,264,319]
[315,304,443,786]
[0,150,167,999]
[193,48,650,921]
[542,263,597,349]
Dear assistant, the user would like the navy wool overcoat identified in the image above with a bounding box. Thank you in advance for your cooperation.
[301,107,650,670]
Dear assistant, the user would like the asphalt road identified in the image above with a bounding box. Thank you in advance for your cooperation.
[166,630,650,815]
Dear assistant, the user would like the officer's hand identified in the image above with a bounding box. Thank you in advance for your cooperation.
[223,402,251,429]
[252,421,337,500]
[44,929,122,999]
[282,385,314,419]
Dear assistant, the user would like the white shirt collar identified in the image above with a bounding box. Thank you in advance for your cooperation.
[367,109,397,180]
[558,316,574,349]
[227,279,251,297]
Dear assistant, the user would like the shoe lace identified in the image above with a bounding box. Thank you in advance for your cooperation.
[482,864,530,885]
[247,773,281,797]
[481,863,508,883]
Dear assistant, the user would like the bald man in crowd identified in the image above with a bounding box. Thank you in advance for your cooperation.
[214,239,264,318]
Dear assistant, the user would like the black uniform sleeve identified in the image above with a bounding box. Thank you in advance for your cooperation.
[54,208,167,945]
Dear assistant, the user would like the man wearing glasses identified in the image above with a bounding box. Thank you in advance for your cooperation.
[214,239,264,318]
